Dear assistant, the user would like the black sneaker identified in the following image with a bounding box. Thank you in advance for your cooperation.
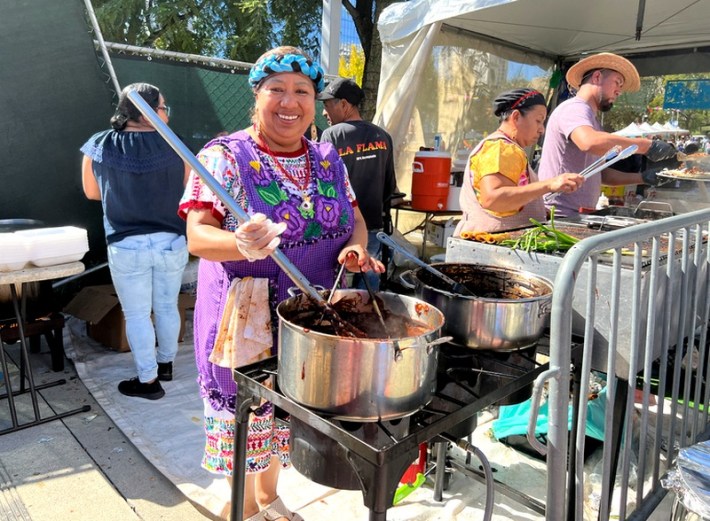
[118,377,165,400]
[157,362,173,382]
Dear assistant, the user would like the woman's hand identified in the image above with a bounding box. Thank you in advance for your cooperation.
[550,173,585,194]
[234,213,287,262]
[338,245,385,274]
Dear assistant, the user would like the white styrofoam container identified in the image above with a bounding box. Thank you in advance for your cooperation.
[14,226,88,267]
[0,233,30,271]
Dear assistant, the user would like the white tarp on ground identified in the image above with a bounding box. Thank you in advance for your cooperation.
[63,316,553,520]
[374,0,710,200]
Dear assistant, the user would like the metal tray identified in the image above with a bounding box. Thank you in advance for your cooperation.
[580,215,646,230]
[657,169,710,182]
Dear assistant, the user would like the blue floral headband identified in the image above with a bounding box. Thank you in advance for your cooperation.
[248,53,325,93]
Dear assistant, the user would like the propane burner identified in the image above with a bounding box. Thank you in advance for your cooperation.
[232,339,559,521]
[437,342,539,407]
[290,416,411,490]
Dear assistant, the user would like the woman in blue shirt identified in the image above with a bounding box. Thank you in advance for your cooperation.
[81,82,189,400]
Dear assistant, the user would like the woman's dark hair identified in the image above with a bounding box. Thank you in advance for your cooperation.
[110,83,161,130]
[493,88,546,121]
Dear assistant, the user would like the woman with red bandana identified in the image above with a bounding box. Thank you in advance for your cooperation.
[179,46,383,520]
[455,88,584,235]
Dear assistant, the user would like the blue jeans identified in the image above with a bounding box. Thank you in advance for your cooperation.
[351,229,383,292]
[108,232,188,383]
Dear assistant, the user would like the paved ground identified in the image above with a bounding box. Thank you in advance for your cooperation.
[0,339,213,521]
[0,320,678,521]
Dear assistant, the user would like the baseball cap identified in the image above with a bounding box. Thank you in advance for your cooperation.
[316,77,365,106]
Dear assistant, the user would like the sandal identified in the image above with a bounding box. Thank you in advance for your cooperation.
[244,510,268,521]
[261,496,304,521]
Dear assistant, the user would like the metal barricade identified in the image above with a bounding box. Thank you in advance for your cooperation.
[531,208,710,521]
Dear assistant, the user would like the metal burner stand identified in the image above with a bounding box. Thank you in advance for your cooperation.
[231,346,567,521]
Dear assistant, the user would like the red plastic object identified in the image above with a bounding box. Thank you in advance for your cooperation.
[411,151,451,210]
[400,443,428,485]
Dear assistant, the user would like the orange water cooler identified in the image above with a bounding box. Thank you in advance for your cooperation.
[410,151,452,210]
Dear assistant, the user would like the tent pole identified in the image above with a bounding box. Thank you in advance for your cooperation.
[635,0,647,40]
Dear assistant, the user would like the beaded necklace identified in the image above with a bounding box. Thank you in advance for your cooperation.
[255,126,313,212]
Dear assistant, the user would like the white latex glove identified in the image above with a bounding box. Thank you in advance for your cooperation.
[234,213,288,262]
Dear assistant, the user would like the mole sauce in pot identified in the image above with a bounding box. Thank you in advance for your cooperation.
[401,263,553,351]
[276,289,445,421]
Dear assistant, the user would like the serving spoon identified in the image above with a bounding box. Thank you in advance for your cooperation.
[376,232,477,298]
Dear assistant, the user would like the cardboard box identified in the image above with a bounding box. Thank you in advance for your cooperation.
[425,218,459,247]
[64,285,195,352]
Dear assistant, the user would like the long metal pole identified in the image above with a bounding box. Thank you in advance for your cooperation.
[126,91,326,304]
[83,0,121,94]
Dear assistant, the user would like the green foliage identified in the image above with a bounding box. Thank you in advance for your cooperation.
[91,0,390,119]
[606,73,710,133]
[92,0,322,63]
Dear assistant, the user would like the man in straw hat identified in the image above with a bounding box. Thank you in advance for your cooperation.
[538,52,678,217]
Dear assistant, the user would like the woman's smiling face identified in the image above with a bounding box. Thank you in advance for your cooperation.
[254,72,316,151]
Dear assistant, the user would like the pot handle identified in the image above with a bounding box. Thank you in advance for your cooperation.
[399,270,417,290]
[287,285,325,298]
[526,367,560,456]
[538,298,553,318]
[394,336,453,359]
[424,336,454,350]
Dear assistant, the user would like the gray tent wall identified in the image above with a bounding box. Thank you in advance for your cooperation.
[0,0,112,264]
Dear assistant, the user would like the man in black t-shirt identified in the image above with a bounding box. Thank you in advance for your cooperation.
[318,78,396,290]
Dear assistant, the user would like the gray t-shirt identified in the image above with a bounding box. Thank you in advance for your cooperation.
[538,97,602,217]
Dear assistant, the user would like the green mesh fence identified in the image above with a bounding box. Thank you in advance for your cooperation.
[110,55,254,151]
[107,53,330,152]
[0,0,114,267]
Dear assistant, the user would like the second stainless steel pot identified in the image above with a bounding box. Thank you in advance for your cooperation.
[277,289,445,421]
[402,263,553,351]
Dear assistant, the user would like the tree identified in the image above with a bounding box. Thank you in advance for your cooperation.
[91,0,394,118]
[338,44,365,84]
[92,0,321,63]
[604,73,710,133]
[341,0,397,120]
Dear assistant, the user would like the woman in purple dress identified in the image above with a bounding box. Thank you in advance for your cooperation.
[179,46,383,521]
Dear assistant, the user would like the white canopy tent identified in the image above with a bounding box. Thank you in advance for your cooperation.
[613,121,690,137]
[614,122,646,137]
[374,0,710,194]
[639,121,655,134]
[373,2,710,519]
[663,121,689,134]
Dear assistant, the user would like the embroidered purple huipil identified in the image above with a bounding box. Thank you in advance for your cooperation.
[190,131,354,414]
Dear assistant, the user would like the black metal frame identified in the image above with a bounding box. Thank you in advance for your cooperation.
[0,283,90,435]
[230,342,571,521]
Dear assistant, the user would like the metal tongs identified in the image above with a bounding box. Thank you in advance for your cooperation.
[580,144,639,179]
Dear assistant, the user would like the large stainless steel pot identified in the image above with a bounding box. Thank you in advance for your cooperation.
[402,263,553,351]
[277,289,446,421]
